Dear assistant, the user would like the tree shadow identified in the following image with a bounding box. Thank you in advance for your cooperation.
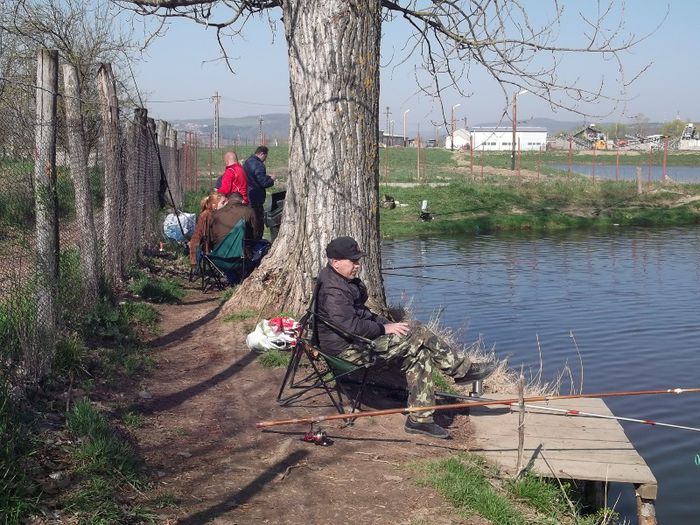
[177,450,310,525]
[149,302,223,348]
[140,351,257,414]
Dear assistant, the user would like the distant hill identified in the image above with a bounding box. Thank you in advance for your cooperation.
[172,113,290,143]
[172,113,677,142]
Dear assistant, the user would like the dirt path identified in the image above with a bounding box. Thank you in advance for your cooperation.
[132,284,486,524]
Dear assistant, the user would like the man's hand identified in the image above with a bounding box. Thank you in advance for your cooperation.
[384,322,410,337]
[269,172,276,180]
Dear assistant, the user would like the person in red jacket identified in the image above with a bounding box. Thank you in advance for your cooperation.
[216,151,248,204]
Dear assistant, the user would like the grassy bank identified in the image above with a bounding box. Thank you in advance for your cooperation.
[380,176,700,237]
[0,251,184,523]
[414,454,618,524]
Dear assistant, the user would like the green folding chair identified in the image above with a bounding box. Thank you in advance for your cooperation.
[276,280,377,419]
[199,218,247,292]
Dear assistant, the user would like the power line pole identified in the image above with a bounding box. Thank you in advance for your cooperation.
[211,91,221,150]
[384,106,391,146]
[258,115,264,145]
[463,117,468,129]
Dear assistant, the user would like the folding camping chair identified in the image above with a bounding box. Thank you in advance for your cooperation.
[199,218,247,292]
[276,280,378,419]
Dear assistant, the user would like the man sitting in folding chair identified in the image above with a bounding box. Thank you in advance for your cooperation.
[317,236,498,439]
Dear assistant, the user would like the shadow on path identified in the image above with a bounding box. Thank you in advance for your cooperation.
[149,303,223,349]
[177,450,310,525]
[141,351,257,414]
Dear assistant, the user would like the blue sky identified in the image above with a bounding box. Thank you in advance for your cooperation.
[134,1,691,133]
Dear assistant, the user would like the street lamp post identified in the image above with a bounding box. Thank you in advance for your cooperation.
[511,90,528,170]
[403,109,410,147]
[451,103,461,151]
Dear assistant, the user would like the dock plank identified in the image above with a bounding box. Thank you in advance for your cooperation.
[469,395,657,499]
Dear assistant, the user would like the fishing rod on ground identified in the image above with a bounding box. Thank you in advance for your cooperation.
[436,391,700,433]
[255,387,700,429]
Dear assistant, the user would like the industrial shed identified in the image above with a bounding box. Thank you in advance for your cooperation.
[470,126,548,151]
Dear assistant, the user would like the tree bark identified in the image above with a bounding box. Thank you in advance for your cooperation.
[97,62,123,284]
[33,47,59,378]
[62,63,100,305]
[228,0,384,316]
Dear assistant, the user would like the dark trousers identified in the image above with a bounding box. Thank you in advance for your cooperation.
[251,202,265,240]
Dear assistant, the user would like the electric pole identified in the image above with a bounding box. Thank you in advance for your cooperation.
[384,106,391,146]
[258,115,264,145]
[211,91,221,150]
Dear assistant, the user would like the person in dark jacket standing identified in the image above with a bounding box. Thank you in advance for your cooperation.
[243,145,275,240]
[316,236,498,439]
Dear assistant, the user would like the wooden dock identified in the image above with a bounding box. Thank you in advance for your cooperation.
[469,395,657,524]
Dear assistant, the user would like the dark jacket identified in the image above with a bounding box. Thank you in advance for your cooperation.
[316,265,388,355]
[209,194,258,249]
[243,154,274,205]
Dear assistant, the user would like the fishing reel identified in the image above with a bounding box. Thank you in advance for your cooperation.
[302,427,333,446]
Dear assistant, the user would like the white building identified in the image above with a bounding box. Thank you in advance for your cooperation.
[444,129,471,149]
[469,126,548,151]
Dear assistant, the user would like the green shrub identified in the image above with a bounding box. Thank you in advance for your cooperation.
[81,299,134,344]
[53,332,88,375]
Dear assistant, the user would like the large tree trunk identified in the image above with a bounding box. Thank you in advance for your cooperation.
[227,0,384,316]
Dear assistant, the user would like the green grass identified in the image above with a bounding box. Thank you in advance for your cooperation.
[121,410,145,429]
[507,471,571,518]
[127,273,185,304]
[416,455,524,524]
[379,175,700,237]
[0,392,37,522]
[59,399,152,522]
[218,287,236,306]
[223,309,257,322]
[258,349,292,368]
[66,399,141,481]
[432,369,457,394]
[123,302,160,331]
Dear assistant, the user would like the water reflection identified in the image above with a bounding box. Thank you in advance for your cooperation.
[382,227,700,523]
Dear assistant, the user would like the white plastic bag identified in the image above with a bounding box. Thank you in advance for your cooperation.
[246,317,300,353]
[163,212,196,242]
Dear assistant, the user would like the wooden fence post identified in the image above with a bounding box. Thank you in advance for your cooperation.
[33,48,59,378]
[97,62,123,285]
[62,62,100,305]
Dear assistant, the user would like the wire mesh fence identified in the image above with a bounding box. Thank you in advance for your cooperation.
[0,49,189,395]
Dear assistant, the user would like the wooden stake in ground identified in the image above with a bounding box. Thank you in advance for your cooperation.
[516,373,525,475]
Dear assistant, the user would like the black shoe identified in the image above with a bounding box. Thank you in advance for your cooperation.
[404,417,450,439]
[455,360,498,383]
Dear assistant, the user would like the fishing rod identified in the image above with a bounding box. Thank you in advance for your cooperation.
[437,391,700,433]
[256,387,700,429]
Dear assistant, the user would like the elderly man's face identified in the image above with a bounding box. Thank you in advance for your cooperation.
[331,258,361,279]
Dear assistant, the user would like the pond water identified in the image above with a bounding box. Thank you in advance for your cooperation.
[382,227,700,524]
[552,162,700,183]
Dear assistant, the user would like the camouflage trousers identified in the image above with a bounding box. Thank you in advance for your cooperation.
[337,323,471,423]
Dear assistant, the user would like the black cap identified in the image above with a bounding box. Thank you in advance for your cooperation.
[326,236,365,260]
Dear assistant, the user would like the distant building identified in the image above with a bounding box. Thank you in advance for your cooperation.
[444,129,471,149]
[468,126,547,151]
[380,131,406,147]
[679,123,700,151]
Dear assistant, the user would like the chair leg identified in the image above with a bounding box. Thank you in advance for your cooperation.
[277,347,303,404]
